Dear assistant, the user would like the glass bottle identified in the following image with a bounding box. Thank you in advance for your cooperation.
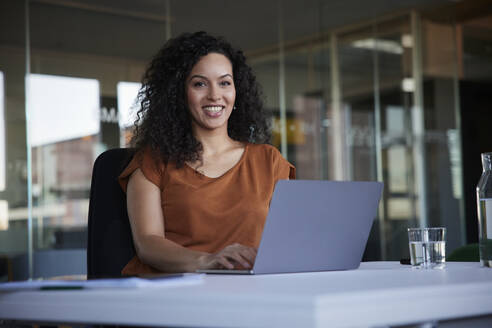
[477,152,492,267]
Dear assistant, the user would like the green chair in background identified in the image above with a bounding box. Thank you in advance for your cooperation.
[447,243,480,262]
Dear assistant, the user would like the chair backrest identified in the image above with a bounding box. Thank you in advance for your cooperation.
[87,148,136,279]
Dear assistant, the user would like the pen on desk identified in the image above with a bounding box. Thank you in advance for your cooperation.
[40,286,84,291]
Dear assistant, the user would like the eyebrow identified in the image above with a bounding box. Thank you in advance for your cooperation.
[189,74,233,80]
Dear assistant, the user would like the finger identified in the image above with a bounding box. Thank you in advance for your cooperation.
[245,247,257,261]
[216,257,235,270]
[236,248,255,265]
[220,244,256,268]
[236,245,257,264]
[226,252,252,269]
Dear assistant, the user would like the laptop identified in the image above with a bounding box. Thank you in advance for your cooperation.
[197,180,383,275]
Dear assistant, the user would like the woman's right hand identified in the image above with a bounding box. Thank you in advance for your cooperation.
[198,243,257,270]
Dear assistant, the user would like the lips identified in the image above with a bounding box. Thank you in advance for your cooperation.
[202,105,224,117]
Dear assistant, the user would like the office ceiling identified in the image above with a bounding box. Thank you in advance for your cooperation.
[38,0,457,49]
[0,0,470,60]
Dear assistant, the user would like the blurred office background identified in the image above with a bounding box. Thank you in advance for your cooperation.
[0,0,491,280]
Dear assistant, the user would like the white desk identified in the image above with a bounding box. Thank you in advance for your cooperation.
[1,262,492,328]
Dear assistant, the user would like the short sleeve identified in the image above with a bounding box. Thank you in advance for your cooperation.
[269,146,295,181]
[276,156,296,180]
[118,147,164,193]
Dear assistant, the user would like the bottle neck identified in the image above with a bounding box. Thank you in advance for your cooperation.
[482,153,492,172]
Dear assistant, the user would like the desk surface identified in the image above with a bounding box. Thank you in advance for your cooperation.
[1,262,492,328]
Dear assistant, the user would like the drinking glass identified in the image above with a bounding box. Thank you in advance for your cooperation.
[408,227,446,269]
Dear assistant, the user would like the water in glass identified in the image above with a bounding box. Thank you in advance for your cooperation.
[409,241,446,268]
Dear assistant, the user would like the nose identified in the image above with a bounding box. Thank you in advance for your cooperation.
[207,84,221,101]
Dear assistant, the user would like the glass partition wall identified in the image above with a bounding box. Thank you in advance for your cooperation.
[0,0,29,281]
[250,11,467,262]
[0,0,163,279]
[335,18,417,260]
[2,0,489,280]
[27,1,154,253]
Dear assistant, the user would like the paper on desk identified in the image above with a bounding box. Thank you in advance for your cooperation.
[0,273,204,291]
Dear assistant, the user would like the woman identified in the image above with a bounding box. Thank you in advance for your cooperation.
[119,31,295,275]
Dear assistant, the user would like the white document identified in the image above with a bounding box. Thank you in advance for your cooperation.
[0,273,204,291]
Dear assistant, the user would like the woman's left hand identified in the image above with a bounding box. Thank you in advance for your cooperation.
[197,243,257,270]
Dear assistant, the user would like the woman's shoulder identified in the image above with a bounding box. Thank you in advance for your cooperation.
[247,143,282,157]
[136,146,168,166]
[245,143,295,180]
[118,145,168,191]
[246,143,285,168]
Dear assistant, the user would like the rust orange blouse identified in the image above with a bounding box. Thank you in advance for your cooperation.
[118,143,295,275]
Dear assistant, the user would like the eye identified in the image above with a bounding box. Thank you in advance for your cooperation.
[220,80,232,87]
[193,81,206,87]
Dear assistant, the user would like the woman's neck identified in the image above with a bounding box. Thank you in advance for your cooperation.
[193,127,238,157]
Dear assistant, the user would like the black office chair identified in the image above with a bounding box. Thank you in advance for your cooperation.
[87,148,136,279]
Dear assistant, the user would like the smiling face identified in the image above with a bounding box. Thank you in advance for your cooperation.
[186,52,236,133]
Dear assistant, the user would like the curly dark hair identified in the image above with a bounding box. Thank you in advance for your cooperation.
[131,31,271,167]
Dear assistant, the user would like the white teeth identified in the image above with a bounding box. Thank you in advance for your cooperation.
[203,106,223,113]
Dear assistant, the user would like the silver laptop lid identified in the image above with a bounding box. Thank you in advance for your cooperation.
[252,180,383,274]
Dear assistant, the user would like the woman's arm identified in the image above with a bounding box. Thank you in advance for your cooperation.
[127,169,256,272]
